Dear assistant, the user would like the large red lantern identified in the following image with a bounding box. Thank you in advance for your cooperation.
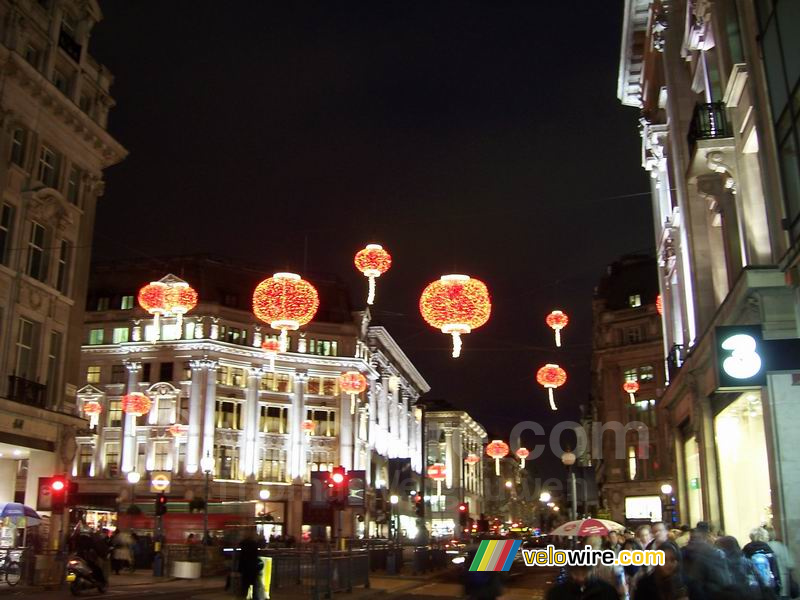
[656,294,663,316]
[339,371,368,415]
[623,380,640,404]
[516,447,530,468]
[137,281,168,330]
[83,400,103,428]
[121,393,151,417]
[419,274,491,358]
[464,453,480,465]
[301,419,315,435]
[536,364,567,411]
[546,310,569,347]
[354,244,392,305]
[252,272,319,352]
[486,440,510,476]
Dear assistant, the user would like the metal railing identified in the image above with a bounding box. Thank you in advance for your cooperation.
[6,376,47,408]
[688,102,732,147]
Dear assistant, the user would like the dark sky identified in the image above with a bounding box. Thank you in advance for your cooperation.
[90,2,652,479]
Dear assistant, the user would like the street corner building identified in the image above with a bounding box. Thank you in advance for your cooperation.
[618,0,800,557]
[74,256,430,543]
[0,0,126,547]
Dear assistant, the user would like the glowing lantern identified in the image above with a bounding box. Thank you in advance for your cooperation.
[301,419,315,435]
[623,380,640,404]
[168,424,186,437]
[419,274,491,358]
[427,463,447,497]
[354,244,392,305]
[546,310,569,347]
[656,294,663,316]
[121,393,152,417]
[163,278,198,329]
[261,338,281,371]
[464,453,480,465]
[516,447,530,468]
[536,364,567,411]
[83,400,103,428]
[137,281,168,331]
[252,272,319,352]
[486,440,509,476]
[339,371,368,415]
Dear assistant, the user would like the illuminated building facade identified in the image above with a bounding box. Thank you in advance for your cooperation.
[590,256,673,525]
[75,256,428,541]
[0,0,125,529]
[619,0,800,554]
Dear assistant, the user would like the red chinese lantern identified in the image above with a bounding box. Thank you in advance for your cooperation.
[253,273,319,352]
[656,294,663,316]
[261,338,281,371]
[138,281,168,330]
[83,400,103,428]
[301,419,315,435]
[427,463,447,497]
[486,440,510,476]
[516,447,530,468]
[419,274,491,358]
[121,393,152,417]
[536,364,567,411]
[623,380,640,404]
[168,424,186,437]
[339,371,368,415]
[464,453,480,465]
[164,279,198,328]
[354,244,392,305]
[546,310,569,347]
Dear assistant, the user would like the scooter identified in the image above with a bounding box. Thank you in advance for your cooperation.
[66,554,107,595]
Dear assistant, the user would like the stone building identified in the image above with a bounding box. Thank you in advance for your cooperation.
[0,0,125,536]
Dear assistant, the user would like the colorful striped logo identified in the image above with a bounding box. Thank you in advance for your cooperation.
[468,539,521,571]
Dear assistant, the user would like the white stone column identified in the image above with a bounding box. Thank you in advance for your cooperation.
[289,371,308,480]
[339,391,354,470]
[445,429,454,489]
[241,367,261,478]
[368,381,378,448]
[92,396,107,477]
[186,360,205,474]
[121,362,141,473]
[400,392,409,455]
[378,374,389,430]
[0,460,16,504]
[416,415,423,473]
[201,360,218,466]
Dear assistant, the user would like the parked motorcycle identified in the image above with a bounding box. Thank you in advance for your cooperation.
[66,554,107,595]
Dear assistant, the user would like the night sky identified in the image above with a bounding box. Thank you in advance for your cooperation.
[90,2,653,479]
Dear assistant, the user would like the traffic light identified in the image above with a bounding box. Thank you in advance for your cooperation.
[458,502,469,527]
[51,477,68,513]
[327,466,348,507]
[155,493,168,516]
[328,466,347,488]
[414,494,424,517]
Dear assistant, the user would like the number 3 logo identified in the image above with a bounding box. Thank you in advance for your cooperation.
[721,334,762,379]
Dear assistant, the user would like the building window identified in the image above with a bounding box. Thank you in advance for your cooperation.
[214,445,240,480]
[14,317,39,380]
[628,294,642,308]
[307,451,335,479]
[639,365,655,382]
[261,405,287,433]
[626,327,642,344]
[104,442,120,477]
[56,240,70,294]
[111,364,126,384]
[623,368,638,382]
[627,446,637,481]
[0,203,14,265]
[52,69,69,95]
[37,145,59,188]
[24,45,39,68]
[159,362,174,382]
[261,372,291,393]
[96,297,110,311]
[26,221,47,281]
[153,441,171,471]
[88,328,104,345]
[107,400,122,427]
[120,295,134,310]
[259,448,286,483]
[216,400,241,430]
[66,166,81,204]
[306,408,337,436]
[46,330,62,406]
[86,366,101,384]
[78,444,93,477]
[141,363,151,383]
[308,339,338,356]
[112,327,129,344]
[10,128,27,167]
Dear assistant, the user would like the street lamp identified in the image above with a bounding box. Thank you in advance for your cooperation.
[660,483,673,524]
[259,488,271,501]
[539,491,551,503]
[127,471,141,512]
[660,483,673,495]
[390,495,399,543]
[505,480,513,489]
[200,454,215,545]
[561,450,577,521]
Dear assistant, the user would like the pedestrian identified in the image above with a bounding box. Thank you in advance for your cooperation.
[766,527,797,600]
[112,530,133,575]
[635,525,652,550]
[649,522,669,550]
[675,525,691,548]
[743,527,781,597]
[585,535,627,599]
[716,535,762,596]
[634,541,687,600]
[682,522,731,600]
[546,565,618,600]
[238,530,260,599]
[605,531,622,555]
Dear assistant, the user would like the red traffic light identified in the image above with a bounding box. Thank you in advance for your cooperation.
[328,466,347,488]
[458,503,467,512]
[331,472,344,484]
[51,479,66,492]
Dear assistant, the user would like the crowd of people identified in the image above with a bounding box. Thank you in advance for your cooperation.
[547,523,797,600]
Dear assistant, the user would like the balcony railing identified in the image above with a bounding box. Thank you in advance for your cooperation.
[6,376,47,408]
[688,102,732,147]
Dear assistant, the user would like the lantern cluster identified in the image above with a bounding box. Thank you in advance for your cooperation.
[121,393,151,417]
[536,364,567,411]
[419,274,492,358]
[546,310,569,347]
[354,244,392,305]
[339,371,368,414]
[138,274,199,333]
[623,380,640,404]
[486,440,510,476]
[252,272,319,352]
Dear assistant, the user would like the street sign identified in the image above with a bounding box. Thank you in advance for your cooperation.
[715,325,800,390]
[149,472,171,494]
